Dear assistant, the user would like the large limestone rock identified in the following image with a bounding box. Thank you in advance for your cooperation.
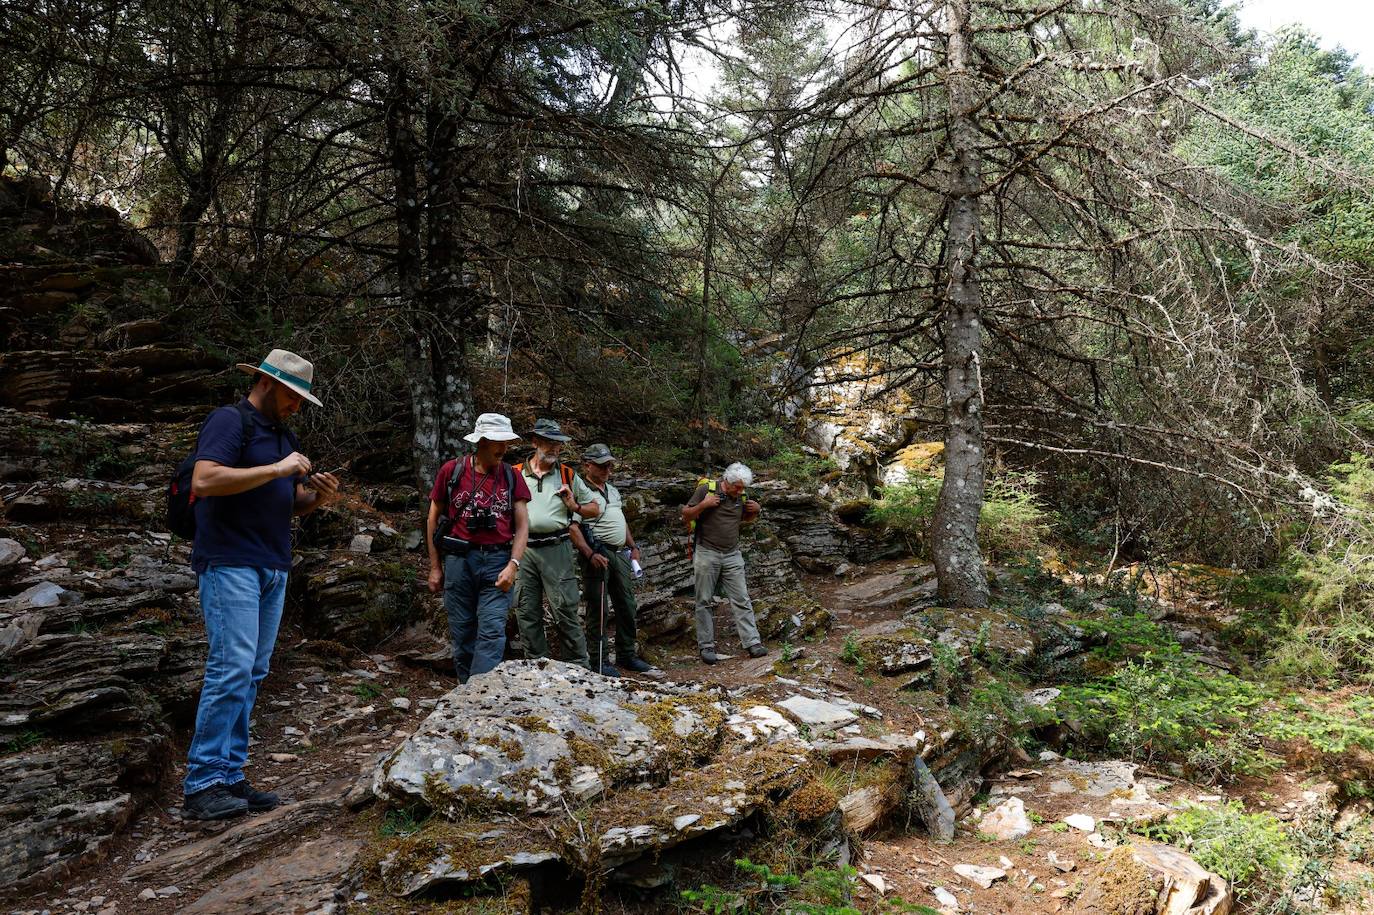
[376,659,732,814]
[373,659,817,897]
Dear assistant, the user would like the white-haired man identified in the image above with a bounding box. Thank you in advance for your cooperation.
[681,462,766,664]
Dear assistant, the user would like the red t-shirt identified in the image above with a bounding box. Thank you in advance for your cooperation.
[429,457,531,545]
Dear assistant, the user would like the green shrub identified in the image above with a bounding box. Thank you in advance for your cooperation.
[1278,454,1374,683]
[1057,656,1270,775]
[952,676,1049,748]
[1137,802,1297,897]
[865,470,1052,562]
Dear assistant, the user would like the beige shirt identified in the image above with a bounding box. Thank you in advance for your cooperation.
[581,481,628,549]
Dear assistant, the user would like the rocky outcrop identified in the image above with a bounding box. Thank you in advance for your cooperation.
[373,660,821,897]
[797,355,921,484]
[1073,843,1233,915]
[375,659,733,815]
[0,580,203,892]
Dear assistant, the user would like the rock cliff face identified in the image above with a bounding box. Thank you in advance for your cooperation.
[0,178,244,423]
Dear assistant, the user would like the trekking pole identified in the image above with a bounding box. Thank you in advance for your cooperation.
[598,570,608,672]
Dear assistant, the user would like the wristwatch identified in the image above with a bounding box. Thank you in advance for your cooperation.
[509,558,521,568]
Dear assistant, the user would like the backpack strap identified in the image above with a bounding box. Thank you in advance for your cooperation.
[228,401,257,467]
[502,461,516,513]
[443,455,471,520]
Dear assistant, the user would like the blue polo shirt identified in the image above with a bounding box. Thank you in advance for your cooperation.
[190,399,300,574]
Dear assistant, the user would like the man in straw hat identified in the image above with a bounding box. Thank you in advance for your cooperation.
[182,349,341,820]
[426,413,530,684]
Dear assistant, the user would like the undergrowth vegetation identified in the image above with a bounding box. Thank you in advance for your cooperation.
[866,470,1052,563]
[679,859,938,914]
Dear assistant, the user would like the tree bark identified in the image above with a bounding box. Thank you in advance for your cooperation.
[932,0,990,608]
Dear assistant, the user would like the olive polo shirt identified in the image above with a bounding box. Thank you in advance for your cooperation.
[687,480,747,553]
[521,462,596,535]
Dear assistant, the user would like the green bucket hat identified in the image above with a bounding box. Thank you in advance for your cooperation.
[582,443,615,464]
[530,418,571,442]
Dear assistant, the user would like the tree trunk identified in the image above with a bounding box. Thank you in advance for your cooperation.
[932,0,990,608]
[387,63,474,489]
[402,87,478,489]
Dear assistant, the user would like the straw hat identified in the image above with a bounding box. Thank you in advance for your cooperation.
[236,349,322,406]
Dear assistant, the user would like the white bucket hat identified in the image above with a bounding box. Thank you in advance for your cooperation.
[236,349,323,406]
[464,413,521,444]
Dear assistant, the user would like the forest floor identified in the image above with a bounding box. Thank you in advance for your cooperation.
[10,551,1374,915]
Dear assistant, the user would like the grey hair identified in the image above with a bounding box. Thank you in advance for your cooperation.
[722,462,754,486]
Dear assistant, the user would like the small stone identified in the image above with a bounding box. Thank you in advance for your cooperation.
[1023,687,1060,707]
[0,538,25,568]
[267,753,299,763]
[1064,813,1095,832]
[1047,850,1076,872]
[861,873,886,895]
[998,855,1013,869]
[953,864,1006,889]
[390,697,411,710]
[348,534,373,554]
[137,890,156,901]
[776,695,859,732]
[673,814,702,831]
[154,885,180,897]
[981,796,1033,840]
[933,886,960,909]
[283,726,305,737]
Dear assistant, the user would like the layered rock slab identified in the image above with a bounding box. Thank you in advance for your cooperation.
[374,659,816,897]
[375,659,731,814]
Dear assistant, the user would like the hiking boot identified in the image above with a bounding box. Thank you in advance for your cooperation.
[184,783,249,821]
[700,649,719,665]
[748,643,768,658]
[597,661,621,677]
[617,656,655,674]
[226,780,281,812]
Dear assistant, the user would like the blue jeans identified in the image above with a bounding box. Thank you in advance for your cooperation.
[444,548,514,682]
[184,565,288,796]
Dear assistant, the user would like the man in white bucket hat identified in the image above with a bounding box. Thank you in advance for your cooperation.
[426,413,530,683]
[181,349,340,821]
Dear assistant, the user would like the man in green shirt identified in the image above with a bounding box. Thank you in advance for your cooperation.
[514,418,601,669]
[569,443,658,677]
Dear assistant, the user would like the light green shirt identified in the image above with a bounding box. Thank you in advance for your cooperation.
[521,462,596,535]
[581,481,628,549]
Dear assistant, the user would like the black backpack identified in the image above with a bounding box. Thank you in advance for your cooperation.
[166,402,257,541]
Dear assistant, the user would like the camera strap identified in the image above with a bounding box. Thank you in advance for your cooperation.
[443,456,516,525]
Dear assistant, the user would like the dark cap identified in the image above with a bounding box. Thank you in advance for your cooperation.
[530,418,571,442]
[582,443,616,464]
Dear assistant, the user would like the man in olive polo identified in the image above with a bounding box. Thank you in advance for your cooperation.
[514,419,601,669]
[569,443,657,677]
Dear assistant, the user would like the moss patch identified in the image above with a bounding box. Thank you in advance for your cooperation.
[1073,846,1160,915]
